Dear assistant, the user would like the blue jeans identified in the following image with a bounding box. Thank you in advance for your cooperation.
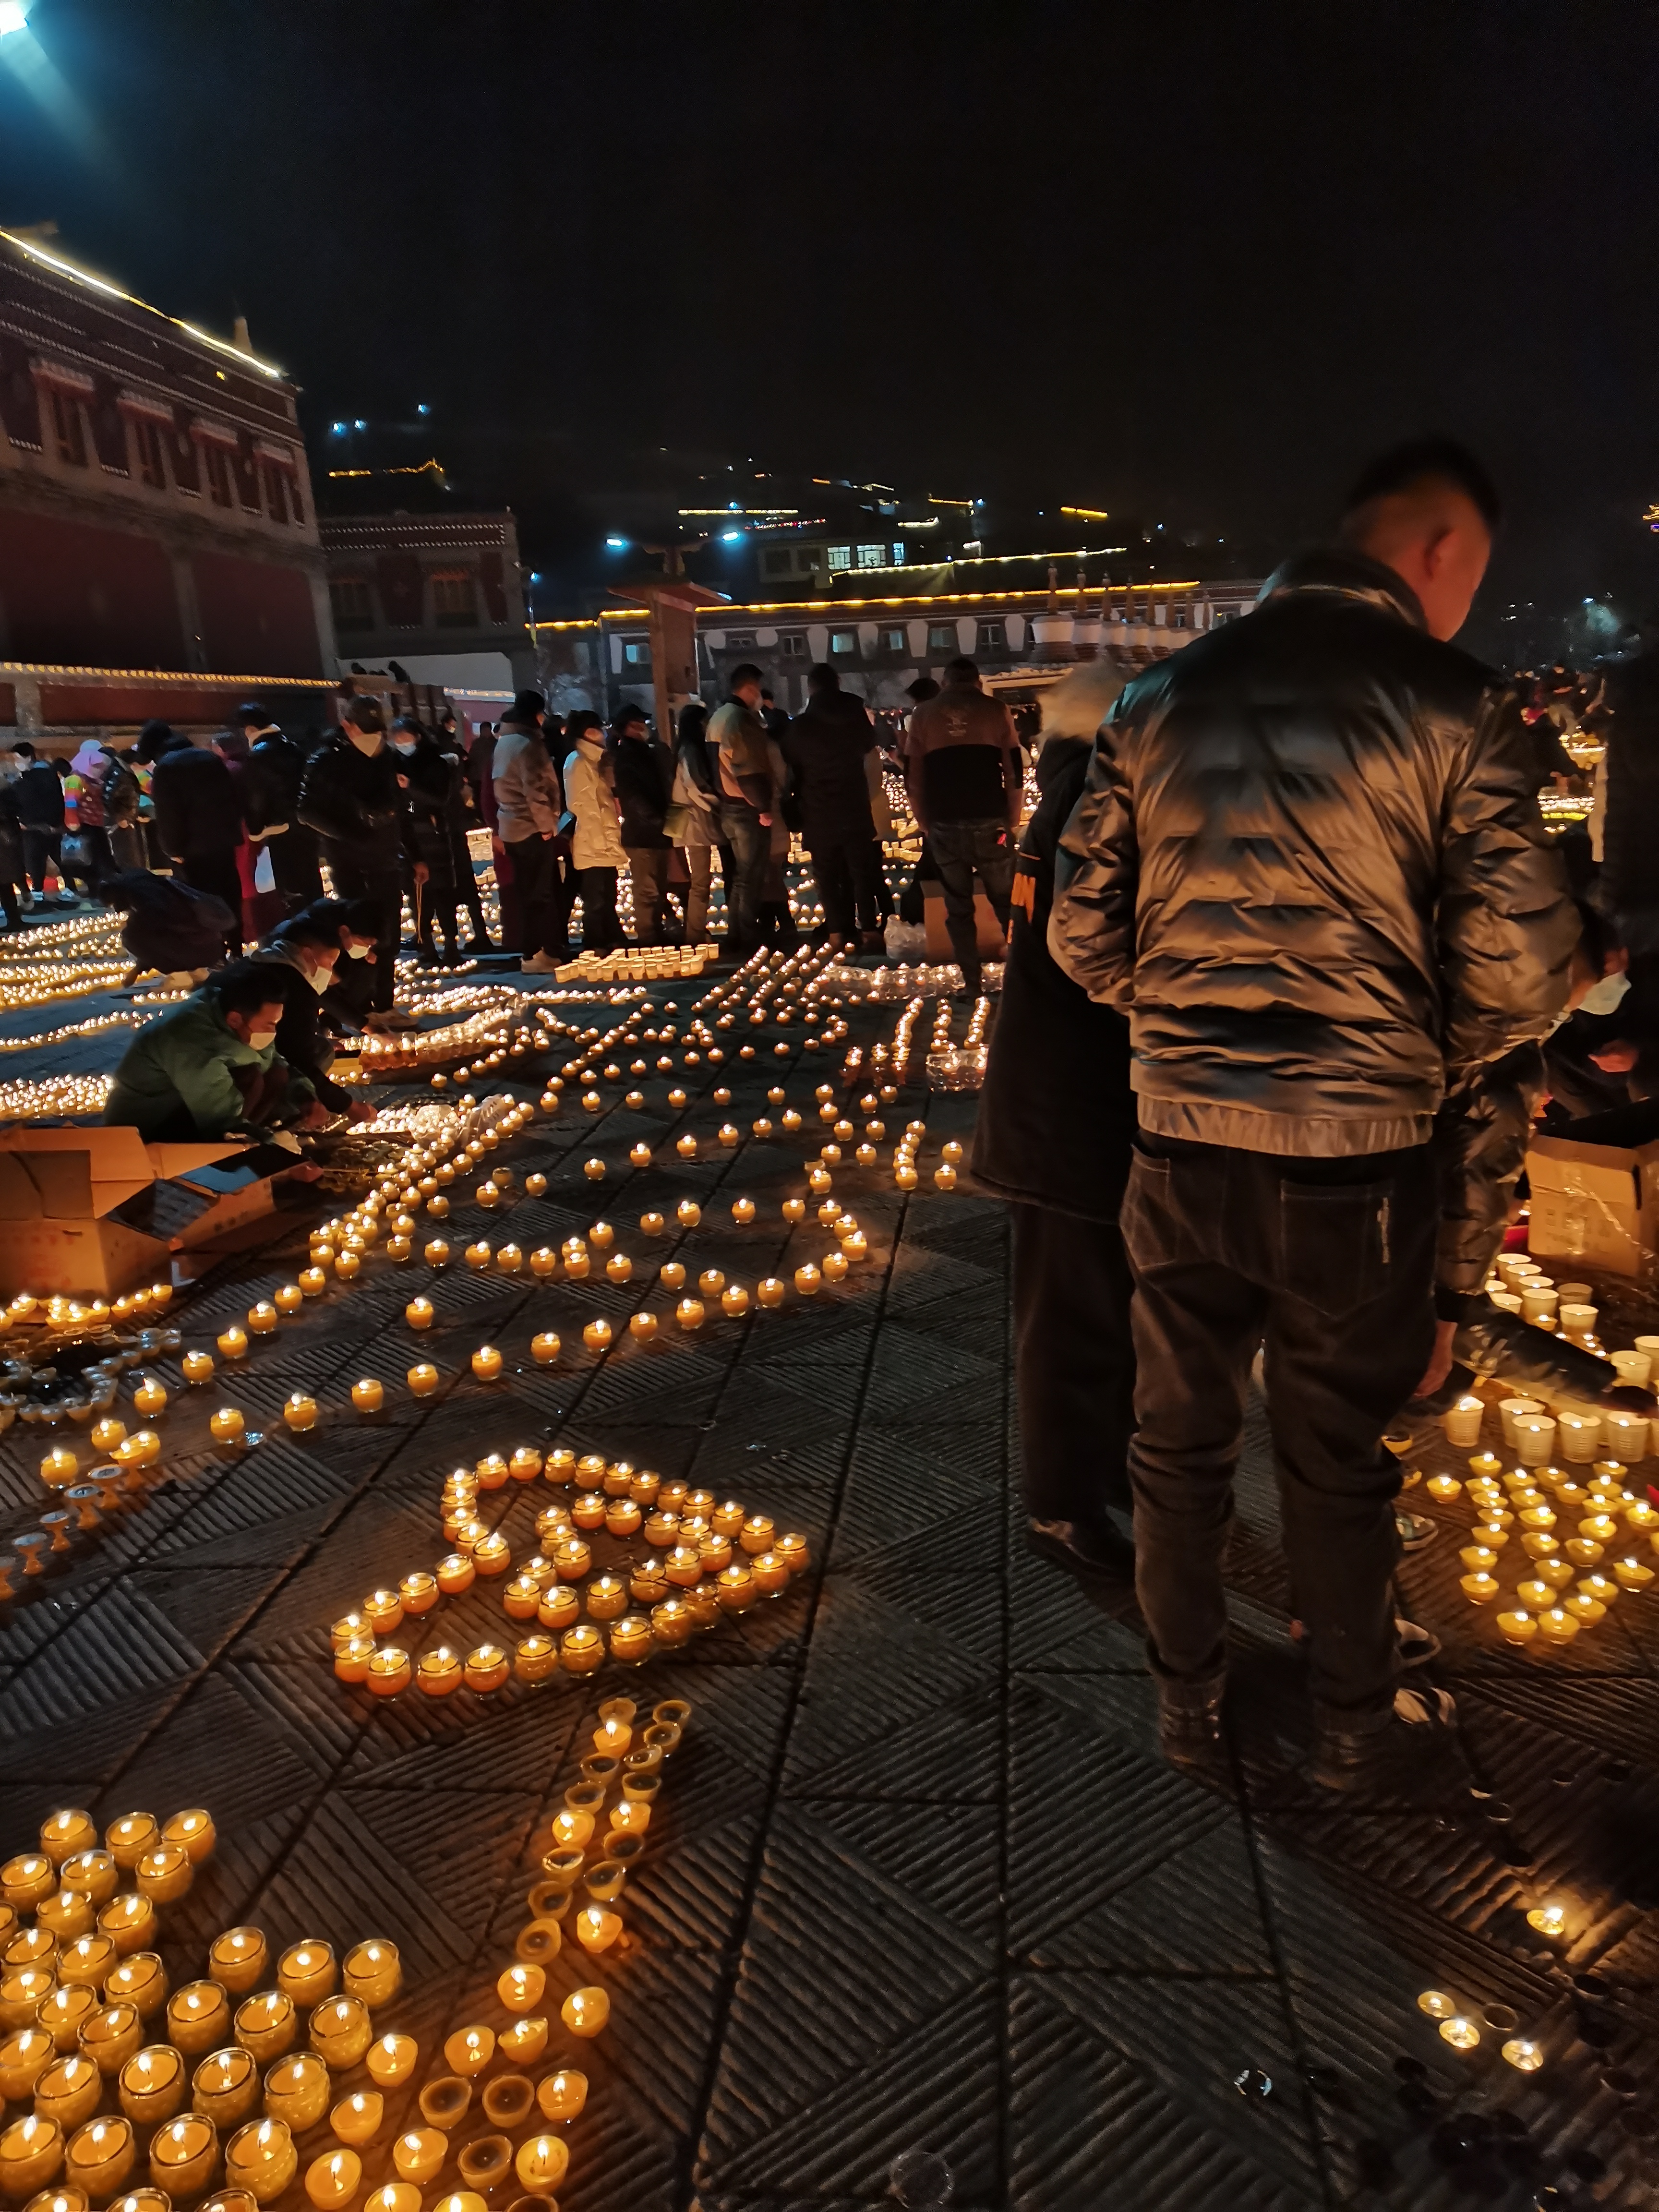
[718,801,769,951]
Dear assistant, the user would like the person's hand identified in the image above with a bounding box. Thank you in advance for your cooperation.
[758,813,773,827]
[412,861,429,887]
[1591,1040,1640,1073]
[1411,1317,1458,1400]
[280,1159,324,1185]
[298,1100,333,1131]
[541,830,553,842]
[347,1099,378,1124]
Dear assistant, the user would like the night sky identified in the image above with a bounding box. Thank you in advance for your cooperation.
[1,1,1655,643]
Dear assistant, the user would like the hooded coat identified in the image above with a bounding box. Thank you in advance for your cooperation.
[563,734,625,869]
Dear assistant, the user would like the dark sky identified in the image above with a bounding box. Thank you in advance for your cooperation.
[2,0,1656,635]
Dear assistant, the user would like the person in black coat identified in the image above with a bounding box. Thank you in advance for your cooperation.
[611,704,678,944]
[251,905,380,1121]
[297,697,422,1019]
[140,721,245,955]
[439,711,492,950]
[241,702,325,907]
[972,721,1137,1572]
[105,870,235,979]
[0,777,25,926]
[391,718,462,962]
[11,741,71,903]
[779,664,881,945]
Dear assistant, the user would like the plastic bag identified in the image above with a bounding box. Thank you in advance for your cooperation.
[253,843,276,895]
[884,915,927,960]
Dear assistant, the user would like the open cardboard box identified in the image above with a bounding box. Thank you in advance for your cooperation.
[1526,1131,1659,1279]
[0,1126,280,1295]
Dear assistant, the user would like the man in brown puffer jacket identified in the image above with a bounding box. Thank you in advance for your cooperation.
[1050,439,1578,1796]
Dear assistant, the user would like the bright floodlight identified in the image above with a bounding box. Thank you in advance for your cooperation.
[0,1,31,37]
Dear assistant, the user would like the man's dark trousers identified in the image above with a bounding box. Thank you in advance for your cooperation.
[1120,1134,1438,1719]
[929,816,1014,990]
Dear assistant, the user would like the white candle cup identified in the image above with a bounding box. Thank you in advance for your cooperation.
[1635,1334,1659,1363]
[1611,1350,1653,1388]
[1556,1283,1594,1303]
[1521,1287,1559,1323]
[1557,1410,1602,1464]
[1603,1410,1651,1461]
[1558,1304,1598,1339]
[1499,1397,1544,1449]
[1442,1397,1485,1448]
[1514,1415,1556,1467]
[1489,1291,1523,1313]
[1496,1255,1535,1285]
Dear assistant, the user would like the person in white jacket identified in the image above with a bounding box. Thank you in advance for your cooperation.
[562,711,627,950]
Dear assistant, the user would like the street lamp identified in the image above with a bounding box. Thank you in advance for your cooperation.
[0,1,33,37]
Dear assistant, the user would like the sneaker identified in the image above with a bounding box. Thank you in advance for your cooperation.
[1395,1508,1437,1552]
[1026,1515,1135,1575]
[519,951,562,974]
[1156,1673,1227,1778]
[1310,1683,1458,1796]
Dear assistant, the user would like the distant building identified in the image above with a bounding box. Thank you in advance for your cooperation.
[0,226,337,745]
[534,572,1264,726]
[320,510,535,723]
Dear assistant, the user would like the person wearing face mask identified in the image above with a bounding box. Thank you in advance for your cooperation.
[492,689,572,972]
[297,697,425,1025]
[251,909,379,1123]
[103,961,330,1142]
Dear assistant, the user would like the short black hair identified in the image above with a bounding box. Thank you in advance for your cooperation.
[209,961,290,1019]
[944,654,980,683]
[509,687,547,723]
[10,741,33,758]
[729,662,764,689]
[344,696,385,734]
[905,677,940,703]
[807,662,840,692]
[613,701,649,732]
[1342,438,1502,532]
[565,709,603,741]
[389,716,421,736]
[236,700,273,729]
[336,898,382,938]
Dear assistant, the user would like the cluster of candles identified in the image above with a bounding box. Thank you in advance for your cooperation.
[551,945,718,984]
[1415,1988,1545,2073]
[0,1801,436,2211]
[1427,1395,1658,1641]
[388,1691,698,2204]
[923,996,991,1093]
[821,962,1004,1003]
[0,1072,115,1121]
[329,1450,810,1695]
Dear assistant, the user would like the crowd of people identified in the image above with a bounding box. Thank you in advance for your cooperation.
[974,436,1659,1800]
[65,666,986,1151]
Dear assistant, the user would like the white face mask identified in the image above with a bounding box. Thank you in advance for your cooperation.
[306,964,332,995]
[1579,969,1631,1017]
[346,941,371,960]
[393,738,417,755]
[346,727,384,756]
[248,1026,278,1052]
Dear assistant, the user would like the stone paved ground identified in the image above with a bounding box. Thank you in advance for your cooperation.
[1,974,1657,2212]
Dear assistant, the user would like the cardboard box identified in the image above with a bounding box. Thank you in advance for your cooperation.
[0,1127,278,1296]
[1525,1132,1659,1278]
